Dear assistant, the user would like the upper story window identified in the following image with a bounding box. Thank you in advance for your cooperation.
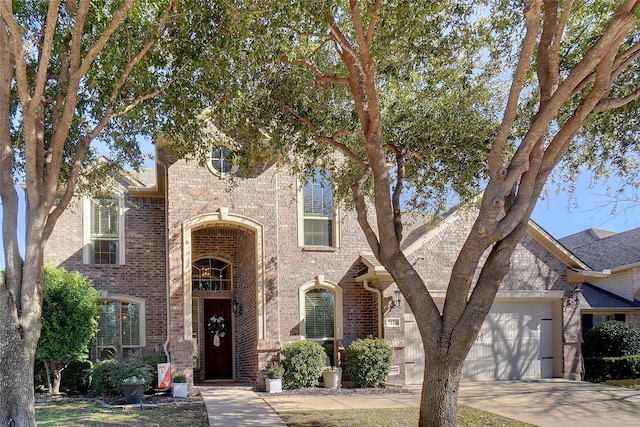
[83,196,125,265]
[299,168,339,248]
[207,147,237,178]
[95,297,146,360]
[192,257,232,291]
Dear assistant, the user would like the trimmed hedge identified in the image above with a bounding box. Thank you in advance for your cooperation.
[584,355,640,382]
[345,337,394,387]
[582,320,640,357]
[281,340,327,389]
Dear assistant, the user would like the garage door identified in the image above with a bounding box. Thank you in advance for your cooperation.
[405,302,554,384]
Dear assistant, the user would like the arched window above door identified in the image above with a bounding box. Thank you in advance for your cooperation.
[192,257,232,291]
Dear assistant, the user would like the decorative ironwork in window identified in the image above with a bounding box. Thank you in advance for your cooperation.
[192,258,232,291]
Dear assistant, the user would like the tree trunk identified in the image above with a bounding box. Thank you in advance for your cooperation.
[0,289,38,427]
[419,352,464,427]
[51,363,62,396]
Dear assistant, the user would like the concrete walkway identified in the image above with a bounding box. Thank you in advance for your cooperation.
[199,387,287,427]
[200,380,640,427]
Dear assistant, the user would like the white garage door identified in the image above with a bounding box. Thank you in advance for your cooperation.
[405,302,554,384]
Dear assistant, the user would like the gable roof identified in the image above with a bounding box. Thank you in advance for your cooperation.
[357,208,601,281]
[579,283,640,311]
[560,227,640,271]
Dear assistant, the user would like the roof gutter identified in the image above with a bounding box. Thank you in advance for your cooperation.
[566,267,611,283]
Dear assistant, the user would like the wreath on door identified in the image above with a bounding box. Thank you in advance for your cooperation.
[207,314,228,347]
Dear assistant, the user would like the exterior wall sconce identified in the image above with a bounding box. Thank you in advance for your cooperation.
[232,300,243,316]
[564,287,582,307]
[392,289,402,308]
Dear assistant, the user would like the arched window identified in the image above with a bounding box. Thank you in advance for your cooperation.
[299,278,343,366]
[192,258,232,291]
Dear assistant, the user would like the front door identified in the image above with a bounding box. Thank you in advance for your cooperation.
[204,299,233,380]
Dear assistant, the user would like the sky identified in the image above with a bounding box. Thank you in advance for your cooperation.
[1,167,639,270]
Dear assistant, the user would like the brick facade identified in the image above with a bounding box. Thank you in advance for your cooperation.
[44,149,594,390]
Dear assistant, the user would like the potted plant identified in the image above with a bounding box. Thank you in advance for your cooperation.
[265,362,284,393]
[322,367,342,389]
[172,373,188,398]
[122,376,147,404]
[117,358,153,404]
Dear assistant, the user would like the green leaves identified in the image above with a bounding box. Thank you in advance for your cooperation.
[38,266,99,365]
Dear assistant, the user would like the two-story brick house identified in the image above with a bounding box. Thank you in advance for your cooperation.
[45,140,591,390]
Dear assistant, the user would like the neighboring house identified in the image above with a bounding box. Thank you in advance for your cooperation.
[560,228,640,334]
[45,141,592,389]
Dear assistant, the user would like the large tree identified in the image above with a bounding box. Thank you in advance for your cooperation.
[0,1,227,425]
[201,1,640,426]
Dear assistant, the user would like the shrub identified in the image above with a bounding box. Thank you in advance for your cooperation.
[90,358,154,395]
[141,354,167,388]
[584,355,640,382]
[583,320,640,357]
[91,359,120,395]
[62,360,93,392]
[345,337,394,387]
[281,340,327,389]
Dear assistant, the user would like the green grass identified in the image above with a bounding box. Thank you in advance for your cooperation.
[35,398,537,427]
[278,405,538,427]
[35,399,208,427]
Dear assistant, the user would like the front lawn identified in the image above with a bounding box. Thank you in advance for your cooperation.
[35,397,537,427]
[278,405,538,427]
[36,399,208,427]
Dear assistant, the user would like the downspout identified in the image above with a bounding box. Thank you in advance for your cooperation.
[363,279,383,337]
[275,170,281,339]
[158,157,171,363]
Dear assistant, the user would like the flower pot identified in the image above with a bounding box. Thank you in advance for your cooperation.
[266,378,282,393]
[172,382,188,397]
[322,370,342,389]
[122,383,145,404]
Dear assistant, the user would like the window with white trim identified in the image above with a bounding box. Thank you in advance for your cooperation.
[298,169,339,247]
[305,288,335,364]
[299,278,343,366]
[95,298,145,360]
[207,147,238,177]
[83,196,125,265]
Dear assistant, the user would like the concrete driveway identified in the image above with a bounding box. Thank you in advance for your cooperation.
[458,379,640,426]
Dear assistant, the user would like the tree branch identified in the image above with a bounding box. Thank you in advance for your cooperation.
[350,167,380,259]
[278,55,350,85]
[391,146,404,242]
[488,0,542,178]
[365,0,382,43]
[272,99,367,168]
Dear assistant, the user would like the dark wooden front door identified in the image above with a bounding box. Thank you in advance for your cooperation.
[204,299,233,380]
